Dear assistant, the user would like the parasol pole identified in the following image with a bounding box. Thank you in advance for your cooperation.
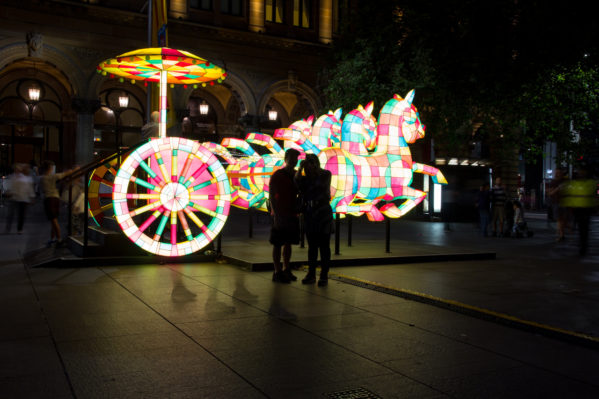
[146,0,152,123]
[159,70,167,138]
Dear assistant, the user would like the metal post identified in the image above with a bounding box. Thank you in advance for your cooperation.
[385,217,391,253]
[216,233,222,255]
[146,0,152,123]
[335,213,340,255]
[67,184,73,236]
[248,207,253,238]
[347,215,352,247]
[83,169,90,251]
[299,214,305,248]
[0,176,4,207]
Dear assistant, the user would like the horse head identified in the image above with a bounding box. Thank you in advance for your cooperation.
[390,90,425,144]
[341,101,377,154]
[311,108,342,149]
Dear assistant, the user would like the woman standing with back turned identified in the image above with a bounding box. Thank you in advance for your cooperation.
[296,154,333,286]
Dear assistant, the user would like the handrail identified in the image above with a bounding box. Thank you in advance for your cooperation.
[59,139,148,185]
[58,139,148,254]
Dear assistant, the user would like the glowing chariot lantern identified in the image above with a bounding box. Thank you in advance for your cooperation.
[96,48,230,257]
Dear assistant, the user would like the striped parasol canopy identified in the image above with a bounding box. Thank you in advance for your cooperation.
[97,47,226,84]
[98,47,226,138]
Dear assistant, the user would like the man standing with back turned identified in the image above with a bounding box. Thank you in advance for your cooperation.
[268,149,301,283]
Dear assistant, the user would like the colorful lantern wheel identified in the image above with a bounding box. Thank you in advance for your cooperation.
[88,158,119,226]
[112,137,231,257]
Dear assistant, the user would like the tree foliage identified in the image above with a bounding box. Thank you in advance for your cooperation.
[320,0,599,165]
[520,62,599,167]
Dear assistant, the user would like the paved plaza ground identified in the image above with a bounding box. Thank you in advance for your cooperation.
[1,201,599,398]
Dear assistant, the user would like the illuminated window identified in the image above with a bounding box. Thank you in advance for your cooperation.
[266,0,284,23]
[190,0,212,11]
[221,0,242,15]
[293,0,310,28]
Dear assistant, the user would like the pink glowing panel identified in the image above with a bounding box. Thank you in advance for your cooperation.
[112,137,231,256]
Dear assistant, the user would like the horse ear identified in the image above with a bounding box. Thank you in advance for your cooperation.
[364,101,374,116]
[334,108,343,120]
[307,115,314,125]
[405,90,415,105]
[393,93,402,101]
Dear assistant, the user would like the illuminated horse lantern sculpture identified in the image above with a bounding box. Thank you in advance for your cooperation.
[102,90,446,257]
[275,90,448,221]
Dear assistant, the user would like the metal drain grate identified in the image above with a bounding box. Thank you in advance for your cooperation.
[324,387,382,399]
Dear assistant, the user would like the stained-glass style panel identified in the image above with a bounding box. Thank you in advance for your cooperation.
[112,137,231,257]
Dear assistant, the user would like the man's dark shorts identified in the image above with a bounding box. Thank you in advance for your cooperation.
[269,215,300,246]
[44,197,60,220]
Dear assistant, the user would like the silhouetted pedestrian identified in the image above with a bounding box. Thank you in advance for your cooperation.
[40,160,76,247]
[71,175,86,236]
[476,183,491,236]
[490,177,506,237]
[548,169,570,241]
[504,196,514,237]
[442,183,457,232]
[562,166,598,256]
[4,163,35,234]
[296,154,333,286]
[268,148,301,283]
[141,111,160,140]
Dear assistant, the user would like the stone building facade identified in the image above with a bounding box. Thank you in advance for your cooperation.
[0,0,340,171]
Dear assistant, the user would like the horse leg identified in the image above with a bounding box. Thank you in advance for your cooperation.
[381,188,427,218]
[412,163,448,184]
[345,200,384,221]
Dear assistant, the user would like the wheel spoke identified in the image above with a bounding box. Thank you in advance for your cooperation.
[189,202,218,217]
[182,162,209,188]
[129,200,162,217]
[153,210,170,241]
[139,208,164,233]
[183,207,207,232]
[177,210,193,241]
[189,194,225,201]
[138,157,158,180]
[171,148,179,182]
[129,175,158,191]
[154,150,172,184]
[190,178,217,192]
[178,152,196,184]
[126,193,161,200]
[170,209,178,245]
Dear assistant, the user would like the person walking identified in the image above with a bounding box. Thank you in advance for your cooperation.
[39,160,76,247]
[561,166,598,256]
[490,177,507,237]
[268,148,301,283]
[4,163,35,234]
[476,182,491,237]
[296,154,333,286]
[548,169,570,241]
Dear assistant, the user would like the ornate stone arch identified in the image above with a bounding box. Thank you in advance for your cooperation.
[218,72,256,116]
[258,79,322,120]
[0,36,92,98]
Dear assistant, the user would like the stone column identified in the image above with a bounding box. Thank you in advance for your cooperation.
[319,0,333,44]
[71,98,101,166]
[249,0,265,33]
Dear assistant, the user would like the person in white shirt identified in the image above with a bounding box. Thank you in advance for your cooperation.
[4,163,35,234]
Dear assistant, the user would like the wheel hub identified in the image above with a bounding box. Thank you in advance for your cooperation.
[160,182,190,212]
